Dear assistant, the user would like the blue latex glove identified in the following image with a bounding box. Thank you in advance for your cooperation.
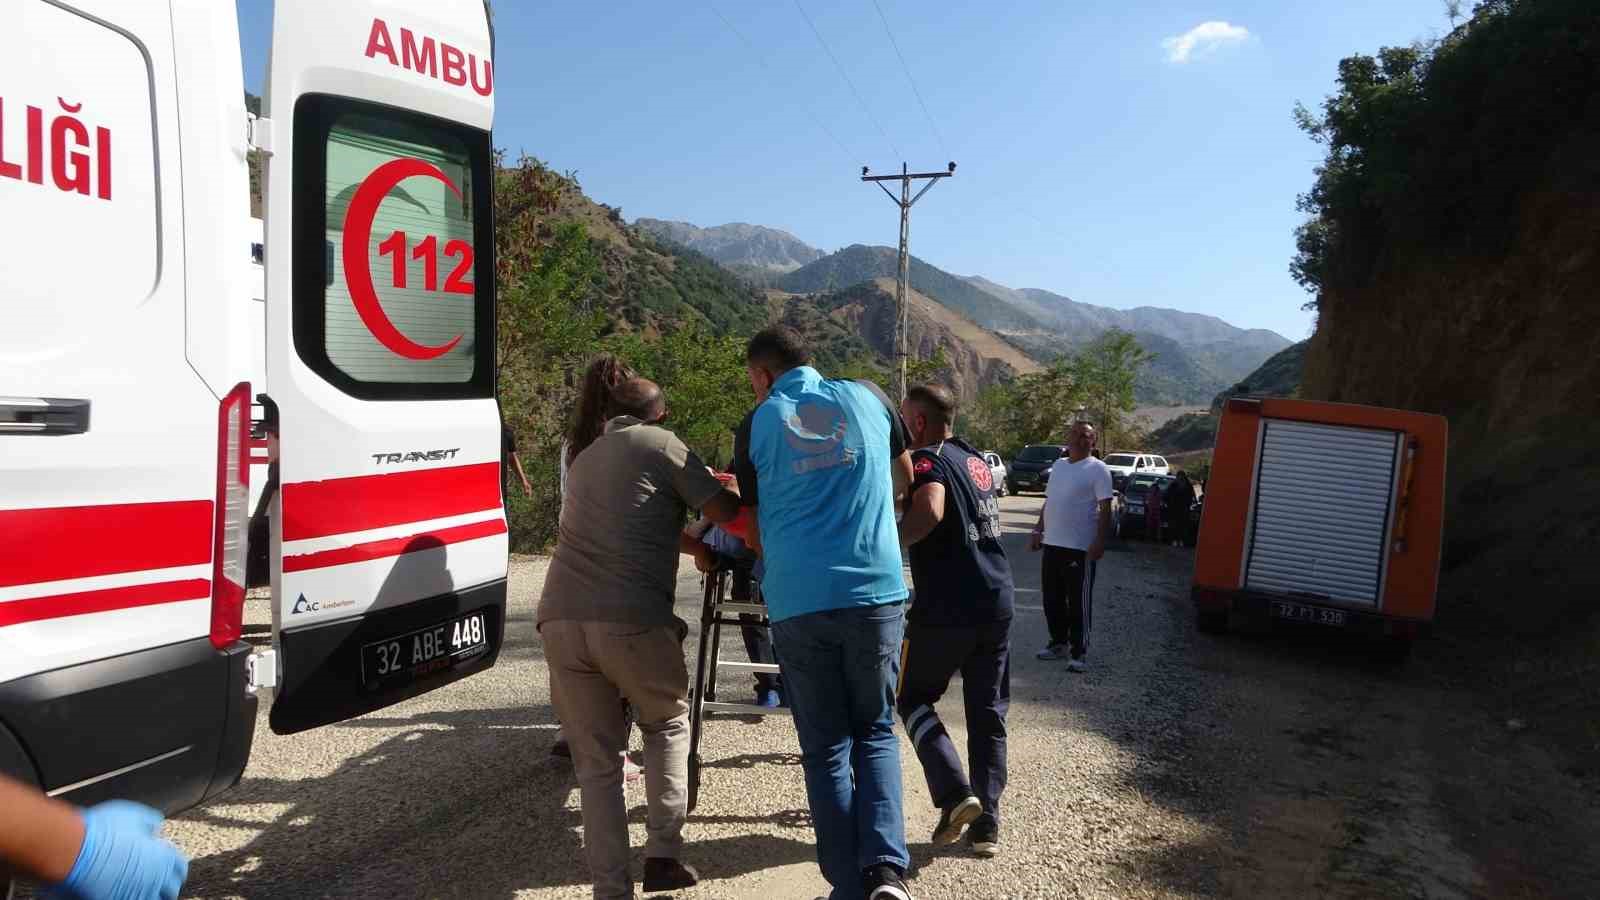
[50,800,188,900]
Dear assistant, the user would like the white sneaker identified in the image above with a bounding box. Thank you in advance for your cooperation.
[1035,643,1070,661]
[1066,656,1088,673]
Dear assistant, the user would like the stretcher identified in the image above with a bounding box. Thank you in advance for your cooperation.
[686,562,788,813]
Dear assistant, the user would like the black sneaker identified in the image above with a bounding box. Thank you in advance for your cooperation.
[968,818,1000,858]
[931,795,982,845]
[863,863,913,900]
[643,857,699,892]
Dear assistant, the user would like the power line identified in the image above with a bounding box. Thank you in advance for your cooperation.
[869,0,949,160]
[704,1,861,164]
[792,0,900,161]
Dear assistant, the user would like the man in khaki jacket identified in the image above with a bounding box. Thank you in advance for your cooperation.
[538,378,741,900]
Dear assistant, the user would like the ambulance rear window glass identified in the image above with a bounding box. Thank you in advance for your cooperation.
[322,114,477,383]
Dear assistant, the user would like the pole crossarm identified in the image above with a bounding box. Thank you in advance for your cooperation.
[860,171,953,182]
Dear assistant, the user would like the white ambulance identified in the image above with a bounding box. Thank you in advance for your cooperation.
[0,0,508,833]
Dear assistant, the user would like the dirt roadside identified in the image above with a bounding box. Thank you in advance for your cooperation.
[64,495,1599,899]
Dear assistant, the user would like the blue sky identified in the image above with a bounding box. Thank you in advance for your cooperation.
[237,1,1454,341]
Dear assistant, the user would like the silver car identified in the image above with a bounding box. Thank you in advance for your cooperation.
[981,451,1009,497]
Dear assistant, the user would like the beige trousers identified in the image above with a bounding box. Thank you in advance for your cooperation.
[540,619,690,900]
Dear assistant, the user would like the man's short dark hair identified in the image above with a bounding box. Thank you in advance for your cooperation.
[746,326,811,372]
[905,383,957,427]
[607,378,664,421]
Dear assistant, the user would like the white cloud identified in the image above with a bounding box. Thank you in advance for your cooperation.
[1162,21,1251,64]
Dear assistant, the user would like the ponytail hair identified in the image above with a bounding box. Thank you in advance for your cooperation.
[566,354,637,466]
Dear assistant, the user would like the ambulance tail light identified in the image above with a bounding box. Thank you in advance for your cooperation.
[211,382,251,649]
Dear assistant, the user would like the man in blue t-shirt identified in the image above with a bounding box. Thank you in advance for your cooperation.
[732,326,915,900]
[895,383,1013,860]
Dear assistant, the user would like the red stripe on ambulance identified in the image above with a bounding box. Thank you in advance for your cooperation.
[280,462,501,542]
[0,500,213,589]
[282,518,506,573]
[0,578,211,627]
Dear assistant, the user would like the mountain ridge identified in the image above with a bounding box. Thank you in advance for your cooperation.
[622,215,1291,405]
[634,218,823,273]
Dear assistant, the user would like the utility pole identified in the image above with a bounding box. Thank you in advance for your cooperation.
[861,161,955,401]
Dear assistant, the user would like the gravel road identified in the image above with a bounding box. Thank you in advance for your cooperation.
[134,495,1595,899]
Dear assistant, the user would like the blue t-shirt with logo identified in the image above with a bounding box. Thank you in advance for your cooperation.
[733,367,909,622]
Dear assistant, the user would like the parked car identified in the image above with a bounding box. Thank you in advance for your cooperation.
[1114,472,1174,538]
[1007,444,1065,494]
[1103,451,1171,491]
[981,451,1009,497]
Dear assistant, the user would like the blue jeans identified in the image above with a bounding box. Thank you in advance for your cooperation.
[771,602,910,900]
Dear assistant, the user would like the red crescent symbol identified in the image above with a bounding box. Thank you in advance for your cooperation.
[967,455,993,492]
[342,158,466,360]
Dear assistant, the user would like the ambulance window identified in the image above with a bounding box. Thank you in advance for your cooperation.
[293,96,494,400]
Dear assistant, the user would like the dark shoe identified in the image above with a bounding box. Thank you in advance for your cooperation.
[755,687,780,708]
[968,817,1000,858]
[863,863,913,900]
[643,857,699,893]
[931,795,982,845]
[550,727,570,759]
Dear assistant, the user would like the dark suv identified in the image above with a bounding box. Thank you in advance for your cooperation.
[1007,444,1065,494]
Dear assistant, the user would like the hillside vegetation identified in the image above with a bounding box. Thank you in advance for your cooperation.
[1211,340,1306,410]
[1291,0,1598,771]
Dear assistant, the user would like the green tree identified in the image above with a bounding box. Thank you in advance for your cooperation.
[1290,0,1599,305]
[1072,329,1152,451]
[904,346,952,388]
[493,155,607,551]
[604,328,751,468]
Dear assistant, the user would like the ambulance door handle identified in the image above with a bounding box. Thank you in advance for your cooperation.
[0,396,91,435]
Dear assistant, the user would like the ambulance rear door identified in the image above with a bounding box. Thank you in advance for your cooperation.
[262,0,506,734]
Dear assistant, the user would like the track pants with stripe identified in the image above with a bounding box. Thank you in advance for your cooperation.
[1041,545,1095,658]
[896,619,1010,824]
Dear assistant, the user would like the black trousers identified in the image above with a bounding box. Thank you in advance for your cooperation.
[1041,545,1096,657]
[727,558,780,692]
[895,619,1010,824]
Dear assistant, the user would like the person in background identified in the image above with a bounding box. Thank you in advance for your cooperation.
[552,354,639,762]
[501,412,532,499]
[1144,476,1164,543]
[539,378,742,899]
[1029,422,1113,672]
[561,354,639,507]
[0,774,187,900]
[895,384,1013,859]
[733,326,916,900]
[1165,470,1195,547]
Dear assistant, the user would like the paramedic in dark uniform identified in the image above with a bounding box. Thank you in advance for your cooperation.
[895,383,1012,859]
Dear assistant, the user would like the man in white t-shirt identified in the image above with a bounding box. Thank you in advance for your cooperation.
[1027,422,1113,671]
